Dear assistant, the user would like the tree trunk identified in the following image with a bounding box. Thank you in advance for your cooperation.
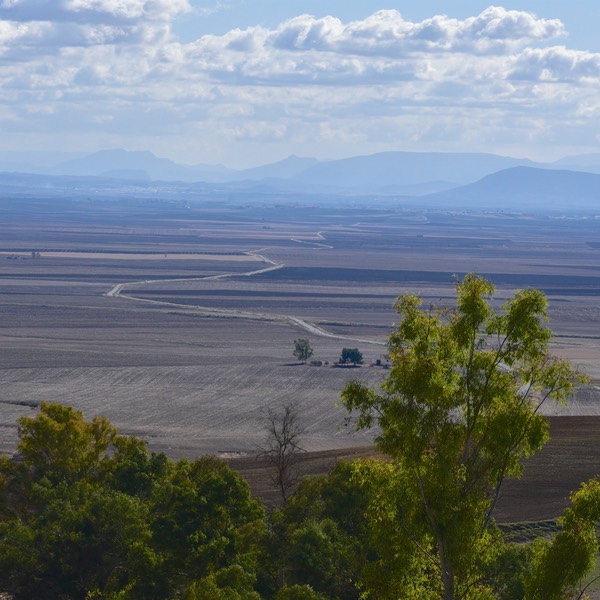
[439,541,455,600]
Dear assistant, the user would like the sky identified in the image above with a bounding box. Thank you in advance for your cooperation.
[1,1,599,168]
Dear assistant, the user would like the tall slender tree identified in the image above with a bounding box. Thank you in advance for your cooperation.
[342,274,588,600]
[258,403,306,504]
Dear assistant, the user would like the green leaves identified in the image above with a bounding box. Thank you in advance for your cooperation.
[150,457,265,589]
[0,480,154,599]
[339,348,363,365]
[341,274,589,600]
[293,339,314,363]
[16,402,118,484]
[525,478,600,600]
[0,404,266,600]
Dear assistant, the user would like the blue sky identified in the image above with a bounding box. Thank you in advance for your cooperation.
[1,1,599,168]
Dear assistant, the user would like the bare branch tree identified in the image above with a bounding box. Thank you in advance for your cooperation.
[258,402,306,504]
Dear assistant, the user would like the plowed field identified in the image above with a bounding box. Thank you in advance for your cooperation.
[1,200,599,469]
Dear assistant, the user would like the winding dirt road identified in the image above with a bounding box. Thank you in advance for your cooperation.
[105,245,386,347]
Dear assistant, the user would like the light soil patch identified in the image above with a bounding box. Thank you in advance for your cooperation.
[46,252,262,261]
[0,362,383,456]
[0,251,262,261]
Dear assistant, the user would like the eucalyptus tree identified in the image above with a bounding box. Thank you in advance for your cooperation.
[342,274,588,600]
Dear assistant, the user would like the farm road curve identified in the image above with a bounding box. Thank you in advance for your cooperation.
[105,246,386,347]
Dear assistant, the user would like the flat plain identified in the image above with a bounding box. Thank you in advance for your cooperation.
[0,196,599,520]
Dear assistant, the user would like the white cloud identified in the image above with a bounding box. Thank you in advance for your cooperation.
[511,46,600,82]
[0,6,574,83]
[0,0,187,60]
[0,0,191,23]
[194,1,227,18]
[177,8,571,87]
[64,0,191,21]
[0,19,53,47]
[267,7,564,56]
[0,5,598,164]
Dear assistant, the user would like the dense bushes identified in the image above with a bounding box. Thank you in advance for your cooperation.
[1,401,598,599]
[0,403,265,600]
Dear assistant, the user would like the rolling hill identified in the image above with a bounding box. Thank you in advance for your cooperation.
[423,166,600,211]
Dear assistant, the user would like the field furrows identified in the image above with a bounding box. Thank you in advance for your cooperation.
[0,363,386,455]
[1,208,599,459]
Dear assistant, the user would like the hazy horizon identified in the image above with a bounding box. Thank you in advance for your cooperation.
[1,146,595,172]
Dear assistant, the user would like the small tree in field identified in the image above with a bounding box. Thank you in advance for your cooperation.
[339,347,363,366]
[342,274,588,600]
[293,339,313,363]
[258,403,306,504]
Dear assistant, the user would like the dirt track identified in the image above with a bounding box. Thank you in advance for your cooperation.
[105,247,387,346]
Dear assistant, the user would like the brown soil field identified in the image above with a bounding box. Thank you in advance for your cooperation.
[227,416,600,523]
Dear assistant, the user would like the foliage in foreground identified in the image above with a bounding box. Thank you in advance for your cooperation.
[341,274,592,600]
[0,276,598,600]
[0,405,598,600]
[0,402,265,600]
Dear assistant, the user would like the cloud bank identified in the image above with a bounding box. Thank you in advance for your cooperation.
[0,2,598,165]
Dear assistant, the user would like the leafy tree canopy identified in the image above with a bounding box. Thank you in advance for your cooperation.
[293,339,314,363]
[339,348,363,366]
[0,402,264,600]
[342,274,588,600]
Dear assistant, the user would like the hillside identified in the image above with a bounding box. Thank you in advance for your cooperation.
[423,166,600,211]
[293,150,539,190]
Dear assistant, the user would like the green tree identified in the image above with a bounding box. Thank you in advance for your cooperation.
[342,274,587,600]
[0,403,159,599]
[149,456,265,594]
[275,584,328,599]
[259,461,371,599]
[525,477,600,600]
[287,518,357,595]
[183,565,261,599]
[293,339,314,363]
[0,481,154,599]
[339,348,363,366]
[0,403,266,600]
[15,401,118,484]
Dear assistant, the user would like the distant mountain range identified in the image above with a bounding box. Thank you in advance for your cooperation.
[292,151,543,191]
[49,149,234,182]
[2,147,600,186]
[553,153,600,174]
[1,148,600,211]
